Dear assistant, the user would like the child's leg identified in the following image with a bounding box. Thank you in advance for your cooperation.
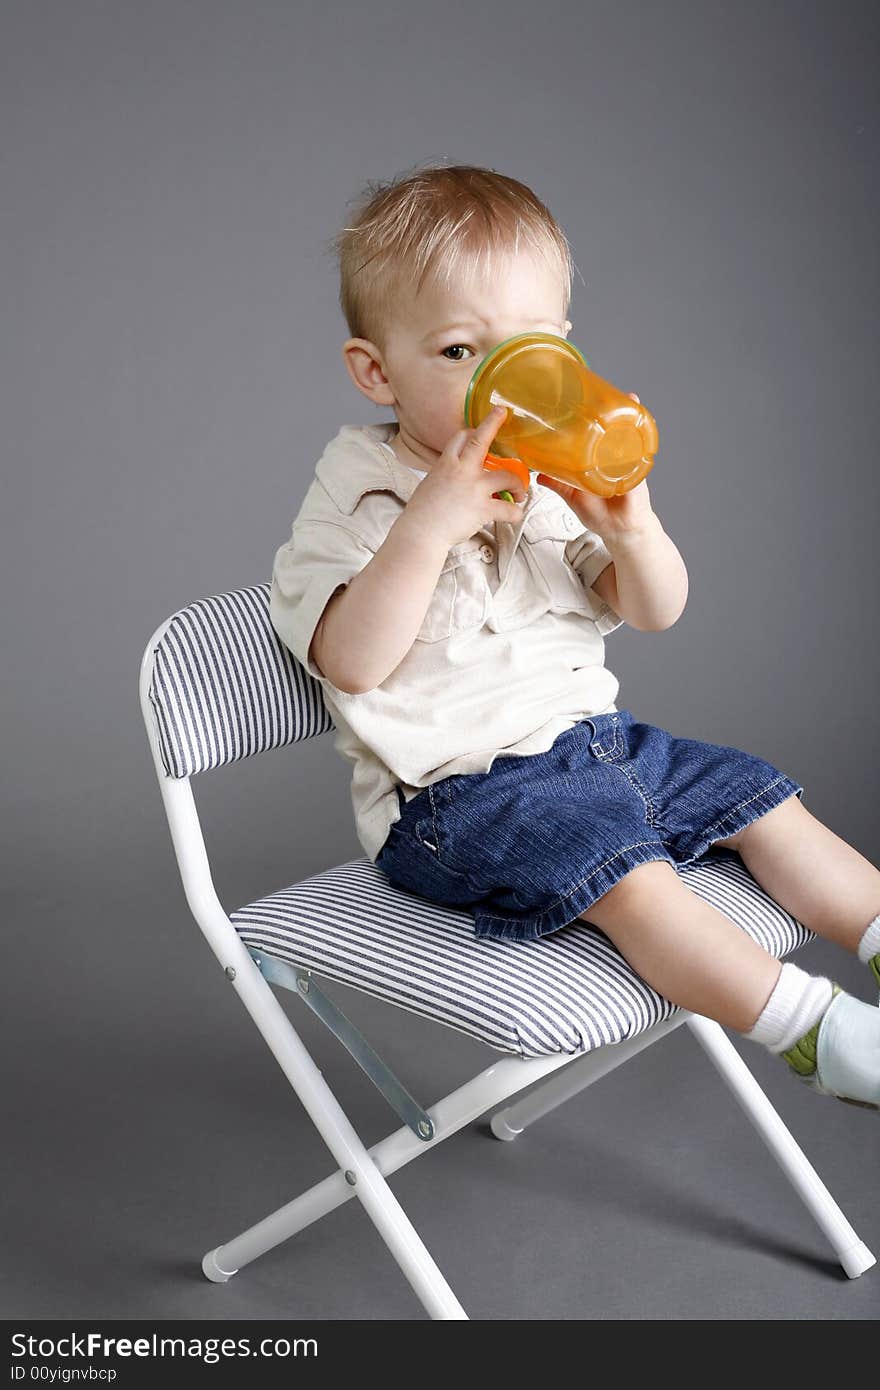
[581,859,880,1108]
[715,794,880,955]
[579,859,783,1031]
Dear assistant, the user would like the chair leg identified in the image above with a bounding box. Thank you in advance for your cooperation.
[685,1013,876,1279]
[203,1042,576,1309]
[488,1013,689,1140]
[213,965,468,1319]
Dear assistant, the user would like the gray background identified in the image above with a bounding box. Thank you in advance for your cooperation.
[3,0,878,1322]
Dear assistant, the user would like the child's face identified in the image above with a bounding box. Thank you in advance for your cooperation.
[343,246,571,469]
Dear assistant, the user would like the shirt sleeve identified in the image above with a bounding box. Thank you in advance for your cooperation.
[270,519,377,681]
[564,526,612,589]
[564,528,624,635]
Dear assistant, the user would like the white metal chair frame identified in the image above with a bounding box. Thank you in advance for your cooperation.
[139,588,875,1319]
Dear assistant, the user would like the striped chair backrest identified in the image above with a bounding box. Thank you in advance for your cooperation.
[148,583,333,778]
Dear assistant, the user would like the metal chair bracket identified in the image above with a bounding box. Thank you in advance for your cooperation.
[249,951,435,1142]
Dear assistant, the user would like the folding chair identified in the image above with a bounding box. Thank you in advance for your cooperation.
[139,582,876,1319]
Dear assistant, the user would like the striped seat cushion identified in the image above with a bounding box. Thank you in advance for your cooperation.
[231,848,814,1060]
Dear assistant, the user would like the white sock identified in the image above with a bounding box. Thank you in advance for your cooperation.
[856,913,880,965]
[742,961,834,1053]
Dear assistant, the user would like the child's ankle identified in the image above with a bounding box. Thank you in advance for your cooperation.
[781,984,842,1076]
[742,962,834,1056]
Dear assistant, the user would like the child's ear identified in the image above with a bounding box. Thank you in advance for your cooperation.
[341,337,395,407]
[563,319,572,337]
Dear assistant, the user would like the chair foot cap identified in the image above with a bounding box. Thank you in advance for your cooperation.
[839,1240,876,1279]
[202,1248,238,1282]
[489,1111,524,1142]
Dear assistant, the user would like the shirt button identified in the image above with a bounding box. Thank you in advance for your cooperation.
[479,543,494,563]
[564,513,577,530]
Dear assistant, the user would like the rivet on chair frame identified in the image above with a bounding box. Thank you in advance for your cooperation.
[224,966,236,980]
[344,1170,357,1186]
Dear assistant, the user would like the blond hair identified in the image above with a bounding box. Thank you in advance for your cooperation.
[326,161,578,353]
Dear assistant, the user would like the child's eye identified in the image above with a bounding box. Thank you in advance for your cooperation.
[440,344,474,361]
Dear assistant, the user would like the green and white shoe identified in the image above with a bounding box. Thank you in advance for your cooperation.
[782,984,880,1111]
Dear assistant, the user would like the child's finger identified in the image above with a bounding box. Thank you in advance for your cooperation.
[537,473,570,498]
[462,404,507,453]
[481,403,508,430]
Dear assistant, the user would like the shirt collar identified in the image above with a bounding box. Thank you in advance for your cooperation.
[315,422,548,525]
[315,423,429,515]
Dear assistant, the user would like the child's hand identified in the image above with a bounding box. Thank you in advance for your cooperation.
[406,406,528,549]
[535,393,658,541]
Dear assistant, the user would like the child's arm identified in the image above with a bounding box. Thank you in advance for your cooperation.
[311,409,522,691]
[539,454,688,632]
[597,517,688,630]
[278,411,523,691]
[539,388,687,632]
[311,509,450,693]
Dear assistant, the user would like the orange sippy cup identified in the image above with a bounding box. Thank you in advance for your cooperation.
[467,331,659,500]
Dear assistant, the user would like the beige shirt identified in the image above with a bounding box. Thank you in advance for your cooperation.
[270,422,624,862]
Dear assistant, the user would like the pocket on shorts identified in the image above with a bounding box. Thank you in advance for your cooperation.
[416,538,492,643]
[412,781,463,869]
[377,786,477,906]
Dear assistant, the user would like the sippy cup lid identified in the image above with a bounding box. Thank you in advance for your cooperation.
[463,331,590,431]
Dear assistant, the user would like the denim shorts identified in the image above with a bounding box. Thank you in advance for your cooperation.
[374,709,804,943]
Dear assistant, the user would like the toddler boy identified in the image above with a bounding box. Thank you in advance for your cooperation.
[270,163,880,1110]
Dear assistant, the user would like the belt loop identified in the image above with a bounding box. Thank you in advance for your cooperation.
[587,718,608,758]
[588,711,623,761]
